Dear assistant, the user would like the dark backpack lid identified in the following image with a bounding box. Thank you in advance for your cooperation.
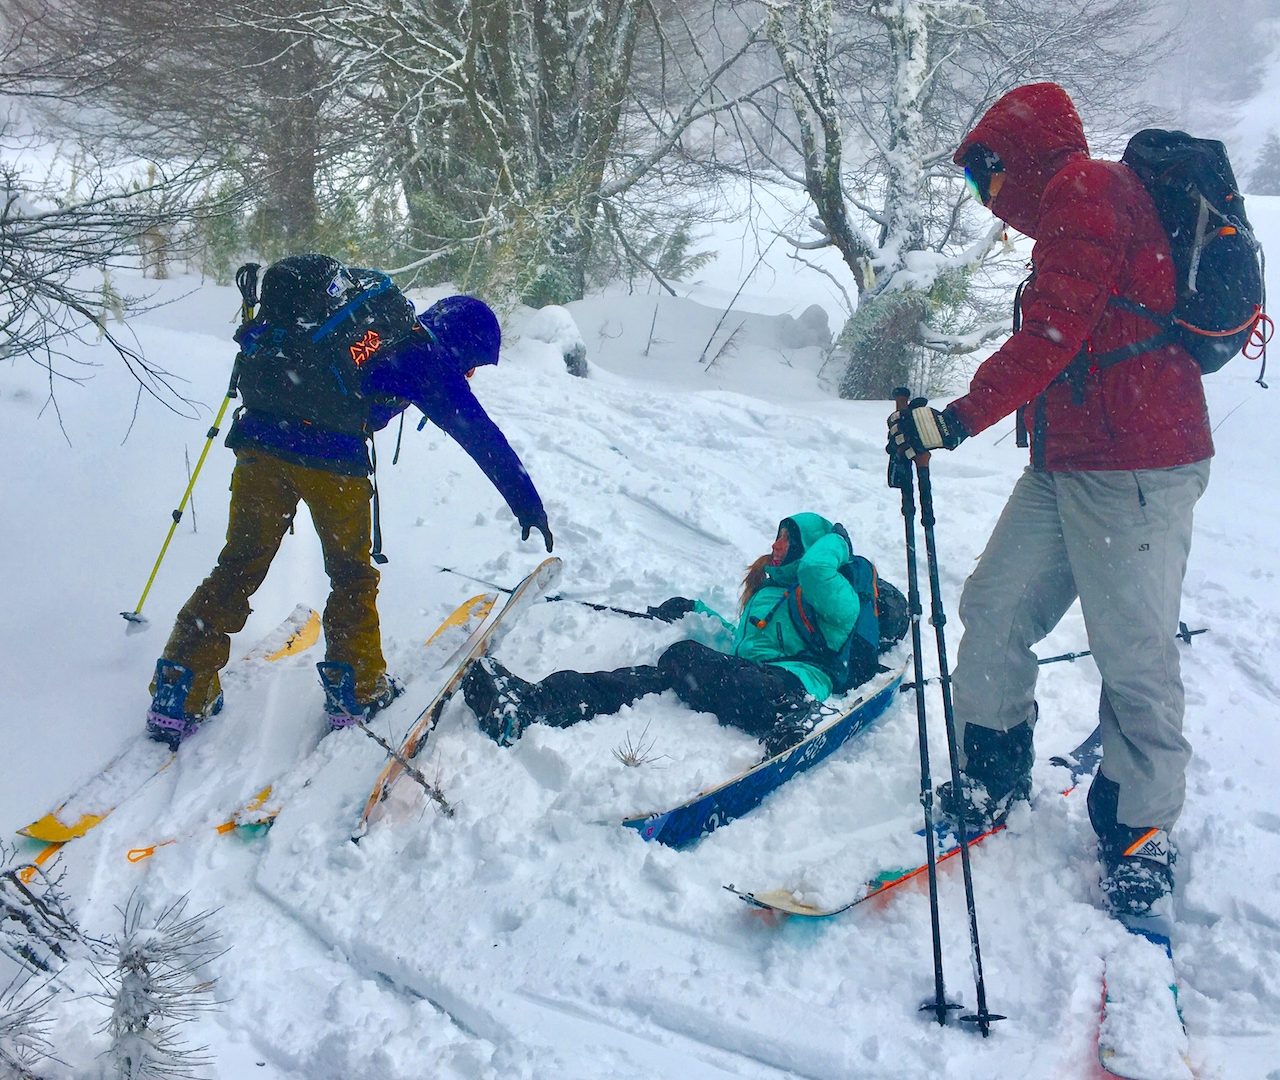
[1122,129,1243,216]
[259,253,355,325]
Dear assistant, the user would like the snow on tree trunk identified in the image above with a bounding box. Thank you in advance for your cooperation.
[877,0,930,279]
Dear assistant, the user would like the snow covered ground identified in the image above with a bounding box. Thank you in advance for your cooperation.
[2,202,1279,1078]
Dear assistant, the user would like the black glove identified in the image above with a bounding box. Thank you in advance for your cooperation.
[831,522,853,558]
[521,517,554,553]
[888,398,967,460]
[646,596,697,623]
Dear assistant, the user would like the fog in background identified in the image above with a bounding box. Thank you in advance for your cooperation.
[1146,0,1279,176]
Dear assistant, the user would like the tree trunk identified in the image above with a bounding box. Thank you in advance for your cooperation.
[255,34,322,250]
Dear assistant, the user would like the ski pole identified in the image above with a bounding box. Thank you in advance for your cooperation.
[121,263,260,632]
[905,391,1004,1036]
[1037,623,1208,666]
[901,625,1209,691]
[888,389,956,1027]
[435,566,661,620]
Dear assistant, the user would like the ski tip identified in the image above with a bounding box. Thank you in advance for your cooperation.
[263,609,322,661]
[535,556,564,589]
[18,811,104,843]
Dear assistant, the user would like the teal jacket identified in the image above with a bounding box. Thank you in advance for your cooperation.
[693,513,860,700]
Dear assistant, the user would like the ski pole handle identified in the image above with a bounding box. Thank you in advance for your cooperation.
[887,388,916,489]
[892,387,931,469]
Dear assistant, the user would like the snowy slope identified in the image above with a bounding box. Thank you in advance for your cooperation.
[2,209,1279,1078]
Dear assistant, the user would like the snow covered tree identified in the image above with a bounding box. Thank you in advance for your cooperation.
[1250,133,1280,196]
[0,147,206,412]
[1,857,79,977]
[0,8,232,409]
[3,0,341,257]
[0,975,58,1079]
[5,0,775,303]
[266,0,771,304]
[756,0,1169,397]
[0,849,80,1078]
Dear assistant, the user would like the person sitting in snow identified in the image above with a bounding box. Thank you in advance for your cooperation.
[463,513,905,756]
[146,253,553,749]
[887,83,1213,919]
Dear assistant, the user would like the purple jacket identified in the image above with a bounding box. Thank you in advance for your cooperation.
[225,326,545,528]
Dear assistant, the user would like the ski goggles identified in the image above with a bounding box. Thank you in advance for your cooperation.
[963,166,988,204]
[961,146,1003,205]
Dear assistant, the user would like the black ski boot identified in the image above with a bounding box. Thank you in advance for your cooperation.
[760,696,826,759]
[463,658,542,746]
[936,718,1034,829]
[1088,770,1175,917]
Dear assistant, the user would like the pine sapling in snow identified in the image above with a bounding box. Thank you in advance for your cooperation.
[0,973,59,1080]
[0,846,84,1078]
[1,846,81,976]
[91,894,224,1080]
[612,723,668,768]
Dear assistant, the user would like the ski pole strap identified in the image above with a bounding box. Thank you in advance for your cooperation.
[392,410,406,465]
[886,387,913,490]
[369,438,388,566]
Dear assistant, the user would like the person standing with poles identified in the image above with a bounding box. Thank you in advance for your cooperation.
[888,83,1214,920]
[144,254,553,749]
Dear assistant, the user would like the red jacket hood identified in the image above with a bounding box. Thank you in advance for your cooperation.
[954,83,1090,236]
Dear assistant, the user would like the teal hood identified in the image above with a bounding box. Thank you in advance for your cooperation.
[765,512,841,588]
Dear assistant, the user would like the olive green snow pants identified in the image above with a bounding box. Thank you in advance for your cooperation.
[950,462,1210,832]
[161,450,386,708]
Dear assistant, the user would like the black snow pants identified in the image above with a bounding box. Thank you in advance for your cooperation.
[536,640,808,740]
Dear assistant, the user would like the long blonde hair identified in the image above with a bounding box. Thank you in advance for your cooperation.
[740,554,772,614]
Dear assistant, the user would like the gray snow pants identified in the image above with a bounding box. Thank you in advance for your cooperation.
[950,461,1210,832]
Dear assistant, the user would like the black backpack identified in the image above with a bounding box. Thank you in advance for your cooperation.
[234,254,419,435]
[1104,130,1265,376]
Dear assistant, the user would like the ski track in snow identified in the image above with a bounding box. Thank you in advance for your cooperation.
[2,258,1280,1077]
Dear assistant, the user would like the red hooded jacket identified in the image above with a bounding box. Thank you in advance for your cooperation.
[948,83,1213,471]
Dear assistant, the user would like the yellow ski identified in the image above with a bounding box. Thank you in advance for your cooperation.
[120,593,499,862]
[18,604,320,845]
